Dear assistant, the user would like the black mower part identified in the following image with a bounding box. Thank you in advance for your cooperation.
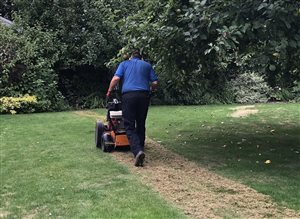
[95,120,104,148]
[101,133,114,152]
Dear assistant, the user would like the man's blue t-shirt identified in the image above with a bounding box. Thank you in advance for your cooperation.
[114,57,158,93]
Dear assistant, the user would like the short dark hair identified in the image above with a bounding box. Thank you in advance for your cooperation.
[131,50,142,58]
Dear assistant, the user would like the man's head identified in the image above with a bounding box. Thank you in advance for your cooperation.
[131,50,142,59]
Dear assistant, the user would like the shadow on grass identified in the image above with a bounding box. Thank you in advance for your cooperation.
[164,121,300,210]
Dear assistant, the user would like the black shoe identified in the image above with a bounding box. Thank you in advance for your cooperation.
[134,151,145,167]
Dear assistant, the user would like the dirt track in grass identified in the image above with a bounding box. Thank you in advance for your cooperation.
[112,139,300,219]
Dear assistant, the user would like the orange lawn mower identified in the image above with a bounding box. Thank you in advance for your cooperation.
[95,96,129,152]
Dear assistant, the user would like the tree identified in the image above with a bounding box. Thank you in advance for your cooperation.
[1,0,124,110]
[118,0,300,104]
[0,23,65,111]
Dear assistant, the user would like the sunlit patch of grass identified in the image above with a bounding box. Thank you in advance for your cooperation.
[0,111,185,219]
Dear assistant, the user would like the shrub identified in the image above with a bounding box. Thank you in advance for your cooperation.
[74,94,106,109]
[229,71,271,103]
[270,81,300,102]
[0,23,67,111]
[0,94,38,114]
[292,81,300,102]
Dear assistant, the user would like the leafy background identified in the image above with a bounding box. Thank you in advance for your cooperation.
[1,0,300,112]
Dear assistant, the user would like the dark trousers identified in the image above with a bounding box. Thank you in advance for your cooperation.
[122,91,150,157]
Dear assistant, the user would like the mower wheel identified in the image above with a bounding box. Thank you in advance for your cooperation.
[95,120,104,148]
[101,133,114,152]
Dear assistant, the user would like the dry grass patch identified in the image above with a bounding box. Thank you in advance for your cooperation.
[231,105,258,118]
[73,110,105,120]
[0,211,10,218]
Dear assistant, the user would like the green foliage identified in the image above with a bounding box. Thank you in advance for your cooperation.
[292,81,300,102]
[180,0,300,88]
[0,94,37,114]
[13,0,120,68]
[0,23,67,111]
[58,66,110,109]
[0,0,16,19]
[118,0,300,104]
[2,0,300,109]
[1,0,122,110]
[73,93,106,109]
[270,81,300,102]
[229,71,271,103]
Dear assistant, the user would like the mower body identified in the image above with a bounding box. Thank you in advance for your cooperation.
[95,98,129,152]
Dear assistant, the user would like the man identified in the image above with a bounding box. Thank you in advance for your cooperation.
[106,50,158,167]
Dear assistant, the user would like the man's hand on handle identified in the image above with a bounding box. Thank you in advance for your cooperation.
[106,76,120,99]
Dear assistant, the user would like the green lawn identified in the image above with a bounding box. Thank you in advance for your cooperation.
[0,111,185,219]
[147,103,300,210]
[1,103,299,218]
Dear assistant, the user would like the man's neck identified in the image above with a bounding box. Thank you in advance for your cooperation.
[131,57,141,60]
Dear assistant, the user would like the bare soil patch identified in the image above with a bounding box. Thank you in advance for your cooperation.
[0,211,10,218]
[231,105,258,118]
[112,139,300,219]
[73,110,105,120]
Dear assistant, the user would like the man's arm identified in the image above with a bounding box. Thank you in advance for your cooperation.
[106,76,120,97]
